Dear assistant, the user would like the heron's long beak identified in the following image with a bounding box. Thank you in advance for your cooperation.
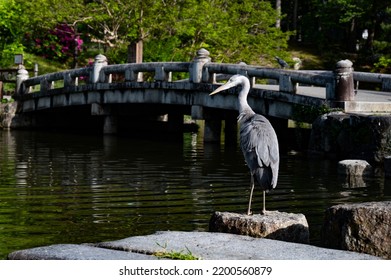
[210,81,236,96]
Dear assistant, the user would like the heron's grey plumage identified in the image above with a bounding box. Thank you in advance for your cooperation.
[239,113,279,190]
[210,75,279,215]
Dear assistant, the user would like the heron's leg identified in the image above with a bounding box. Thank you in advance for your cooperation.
[247,175,254,215]
[261,190,266,215]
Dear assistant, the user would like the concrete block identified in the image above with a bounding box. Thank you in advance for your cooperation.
[22,99,36,112]
[104,90,122,103]
[69,93,86,105]
[37,97,51,110]
[52,94,68,107]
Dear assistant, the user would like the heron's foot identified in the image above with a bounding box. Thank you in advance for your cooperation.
[247,210,253,215]
[261,210,268,215]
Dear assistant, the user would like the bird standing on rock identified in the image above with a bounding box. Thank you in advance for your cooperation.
[275,56,289,69]
[210,75,279,215]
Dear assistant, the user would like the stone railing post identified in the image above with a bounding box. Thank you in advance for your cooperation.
[189,48,211,83]
[16,65,29,95]
[90,54,108,83]
[334,60,354,102]
[382,78,391,92]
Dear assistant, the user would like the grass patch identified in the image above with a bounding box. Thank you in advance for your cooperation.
[153,242,200,260]
[23,53,68,75]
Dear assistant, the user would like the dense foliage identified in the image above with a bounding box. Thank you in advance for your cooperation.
[279,0,391,71]
[0,0,289,67]
[0,0,391,72]
[0,0,25,66]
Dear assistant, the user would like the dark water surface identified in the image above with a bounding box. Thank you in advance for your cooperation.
[0,130,390,259]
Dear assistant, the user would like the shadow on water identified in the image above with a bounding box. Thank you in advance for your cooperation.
[0,130,390,259]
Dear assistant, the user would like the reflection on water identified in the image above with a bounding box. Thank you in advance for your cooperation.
[0,130,390,259]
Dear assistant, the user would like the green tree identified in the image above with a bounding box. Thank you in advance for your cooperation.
[145,0,290,64]
[1,0,291,67]
[0,0,26,66]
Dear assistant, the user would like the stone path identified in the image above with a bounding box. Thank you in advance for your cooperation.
[8,231,380,260]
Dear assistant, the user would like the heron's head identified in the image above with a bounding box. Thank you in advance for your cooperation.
[209,74,243,96]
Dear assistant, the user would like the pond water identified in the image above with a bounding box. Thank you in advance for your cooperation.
[0,130,390,259]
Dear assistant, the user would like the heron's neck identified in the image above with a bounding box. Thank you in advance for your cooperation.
[238,77,255,116]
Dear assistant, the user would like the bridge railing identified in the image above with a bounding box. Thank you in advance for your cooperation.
[15,48,391,106]
[202,62,335,98]
[100,62,191,83]
[353,72,391,92]
[19,67,90,94]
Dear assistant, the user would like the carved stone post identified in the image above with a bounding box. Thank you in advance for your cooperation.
[189,48,211,83]
[90,54,108,83]
[334,60,354,102]
[16,66,29,95]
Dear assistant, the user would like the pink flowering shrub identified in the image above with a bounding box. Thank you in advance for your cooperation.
[29,24,83,62]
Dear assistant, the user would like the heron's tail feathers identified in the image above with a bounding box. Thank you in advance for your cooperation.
[254,167,275,191]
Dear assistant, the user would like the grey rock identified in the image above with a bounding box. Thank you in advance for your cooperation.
[384,156,391,177]
[321,201,391,259]
[7,244,158,260]
[338,159,373,187]
[209,211,309,244]
[309,112,391,163]
[338,159,373,176]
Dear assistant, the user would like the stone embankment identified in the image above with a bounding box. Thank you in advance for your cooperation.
[309,112,391,164]
[0,102,16,129]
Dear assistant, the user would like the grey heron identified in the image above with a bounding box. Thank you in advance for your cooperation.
[210,75,279,215]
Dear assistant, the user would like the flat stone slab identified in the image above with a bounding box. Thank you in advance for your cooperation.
[97,231,377,260]
[321,201,391,259]
[209,211,309,244]
[8,244,158,260]
[7,231,380,260]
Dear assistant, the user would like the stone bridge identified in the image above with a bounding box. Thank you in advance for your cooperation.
[7,49,391,143]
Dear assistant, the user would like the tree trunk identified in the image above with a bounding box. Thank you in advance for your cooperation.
[293,0,299,41]
[276,0,281,29]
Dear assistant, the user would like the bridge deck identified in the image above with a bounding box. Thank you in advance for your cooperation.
[255,84,391,114]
